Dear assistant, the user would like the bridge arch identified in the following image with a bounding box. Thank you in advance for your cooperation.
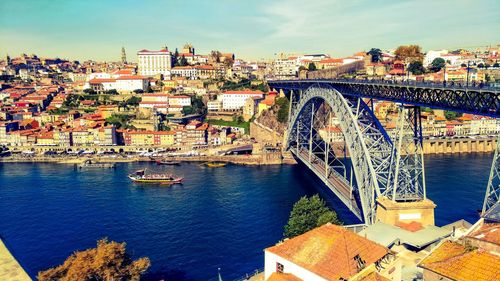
[287,85,394,224]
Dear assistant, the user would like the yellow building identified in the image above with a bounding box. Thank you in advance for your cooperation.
[97,105,120,119]
[162,80,177,90]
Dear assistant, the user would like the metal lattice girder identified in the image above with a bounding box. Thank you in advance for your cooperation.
[482,136,500,221]
[269,80,500,118]
[287,85,394,224]
[389,106,426,201]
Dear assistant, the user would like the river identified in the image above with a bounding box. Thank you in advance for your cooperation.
[0,153,494,280]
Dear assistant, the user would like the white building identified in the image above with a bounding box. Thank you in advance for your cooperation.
[424,50,449,66]
[207,100,222,112]
[264,223,400,281]
[137,48,172,77]
[171,66,197,79]
[86,75,148,93]
[168,95,191,107]
[221,90,264,111]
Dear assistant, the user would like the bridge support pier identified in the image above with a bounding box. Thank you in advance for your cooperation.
[375,196,436,227]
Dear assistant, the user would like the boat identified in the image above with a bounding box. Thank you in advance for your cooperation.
[128,169,183,185]
[78,160,115,169]
[155,159,181,166]
[205,162,227,168]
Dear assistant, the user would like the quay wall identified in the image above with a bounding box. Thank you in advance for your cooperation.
[422,138,496,154]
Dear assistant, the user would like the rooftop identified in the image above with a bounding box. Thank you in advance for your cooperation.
[265,223,390,280]
[419,241,500,281]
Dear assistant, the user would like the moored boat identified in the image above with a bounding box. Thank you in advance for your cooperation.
[205,162,227,168]
[155,159,181,166]
[128,169,183,185]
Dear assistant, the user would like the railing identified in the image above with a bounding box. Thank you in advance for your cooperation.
[270,78,500,91]
[233,267,265,281]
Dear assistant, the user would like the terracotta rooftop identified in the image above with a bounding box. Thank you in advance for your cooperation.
[265,223,390,280]
[267,272,303,281]
[467,223,500,245]
[419,241,500,281]
[359,271,391,281]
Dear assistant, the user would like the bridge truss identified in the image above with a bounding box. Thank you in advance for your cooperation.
[286,85,426,224]
[482,136,500,221]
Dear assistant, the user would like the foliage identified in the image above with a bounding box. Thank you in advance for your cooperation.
[179,55,188,66]
[394,45,424,63]
[191,95,206,115]
[83,88,97,95]
[461,63,467,67]
[207,118,250,134]
[48,108,70,115]
[106,114,133,129]
[493,62,499,68]
[105,89,119,95]
[274,97,290,123]
[429,58,446,72]
[477,63,485,68]
[125,96,141,107]
[37,238,150,281]
[308,63,317,71]
[408,61,425,75]
[367,48,383,63]
[182,106,194,115]
[284,195,342,238]
[133,89,144,94]
[445,111,462,120]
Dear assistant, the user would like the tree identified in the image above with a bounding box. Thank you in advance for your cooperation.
[394,45,424,63]
[493,62,499,68]
[367,48,383,63]
[105,89,118,95]
[445,110,461,120]
[125,96,141,107]
[283,194,342,238]
[275,97,290,123]
[477,63,485,68]
[133,89,144,94]
[83,88,97,95]
[408,61,425,75]
[179,55,188,66]
[38,238,150,281]
[429,58,446,72]
[182,106,194,115]
[460,63,467,67]
[308,63,317,71]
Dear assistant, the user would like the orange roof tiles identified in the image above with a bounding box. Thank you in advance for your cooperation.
[266,223,390,280]
[467,223,500,245]
[359,271,391,281]
[267,272,303,281]
[224,90,264,95]
[395,221,423,232]
[419,241,500,281]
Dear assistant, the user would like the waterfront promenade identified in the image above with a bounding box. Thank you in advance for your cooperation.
[0,239,31,281]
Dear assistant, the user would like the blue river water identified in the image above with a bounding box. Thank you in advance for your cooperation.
[0,153,494,280]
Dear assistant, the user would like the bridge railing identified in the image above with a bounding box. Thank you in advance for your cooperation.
[273,78,499,92]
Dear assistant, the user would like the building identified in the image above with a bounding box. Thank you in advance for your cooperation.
[264,223,400,281]
[137,48,173,77]
[207,100,222,112]
[418,219,500,281]
[221,90,264,111]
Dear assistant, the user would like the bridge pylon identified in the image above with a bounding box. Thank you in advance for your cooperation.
[482,136,500,221]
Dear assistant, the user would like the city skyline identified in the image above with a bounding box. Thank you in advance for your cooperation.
[1,0,499,62]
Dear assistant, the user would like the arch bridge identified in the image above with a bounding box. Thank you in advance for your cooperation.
[268,79,500,225]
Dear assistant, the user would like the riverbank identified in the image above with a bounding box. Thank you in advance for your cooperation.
[0,151,289,166]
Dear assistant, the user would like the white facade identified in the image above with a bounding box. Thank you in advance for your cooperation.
[114,77,148,92]
[171,66,197,79]
[264,251,327,281]
[424,50,449,66]
[207,100,222,111]
[169,95,191,107]
[137,49,172,77]
[221,91,264,110]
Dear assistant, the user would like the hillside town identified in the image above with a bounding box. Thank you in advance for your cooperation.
[0,44,498,161]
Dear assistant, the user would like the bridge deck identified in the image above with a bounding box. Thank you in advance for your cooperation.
[292,147,362,220]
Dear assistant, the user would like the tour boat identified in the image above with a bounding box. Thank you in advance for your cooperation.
[155,159,181,166]
[205,162,227,168]
[128,169,183,185]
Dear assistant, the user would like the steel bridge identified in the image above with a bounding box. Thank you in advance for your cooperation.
[268,79,500,225]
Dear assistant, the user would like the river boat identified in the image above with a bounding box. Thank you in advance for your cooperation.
[205,162,227,168]
[155,159,181,166]
[78,160,115,169]
[128,169,183,185]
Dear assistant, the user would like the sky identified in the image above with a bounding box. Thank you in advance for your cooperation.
[1,0,499,62]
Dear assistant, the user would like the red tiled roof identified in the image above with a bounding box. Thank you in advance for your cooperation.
[266,224,390,280]
[267,272,303,281]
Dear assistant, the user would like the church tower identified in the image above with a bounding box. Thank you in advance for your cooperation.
[121,47,127,64]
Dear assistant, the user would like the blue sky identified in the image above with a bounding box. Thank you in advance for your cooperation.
[1,0,499,61]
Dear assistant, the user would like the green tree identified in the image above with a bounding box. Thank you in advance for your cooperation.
[38,238,150,281]
[408,61,425,75]
[478,63,485,68]
[133,89,144,94]
[429,58,446,72]
[284,194,342,238]
[182,106,194,115]
[125,96,141,107]
[275,97,290,123]
[444,111,461,120]
[179,55,188,66]
[105,89,118,95]
[308,63,317,71]
[367,48,383,63]
[493,62,499,68]
[83,88,97,95]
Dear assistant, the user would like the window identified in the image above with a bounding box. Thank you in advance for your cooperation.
[276,262,284,273]
[354,254,366,271]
